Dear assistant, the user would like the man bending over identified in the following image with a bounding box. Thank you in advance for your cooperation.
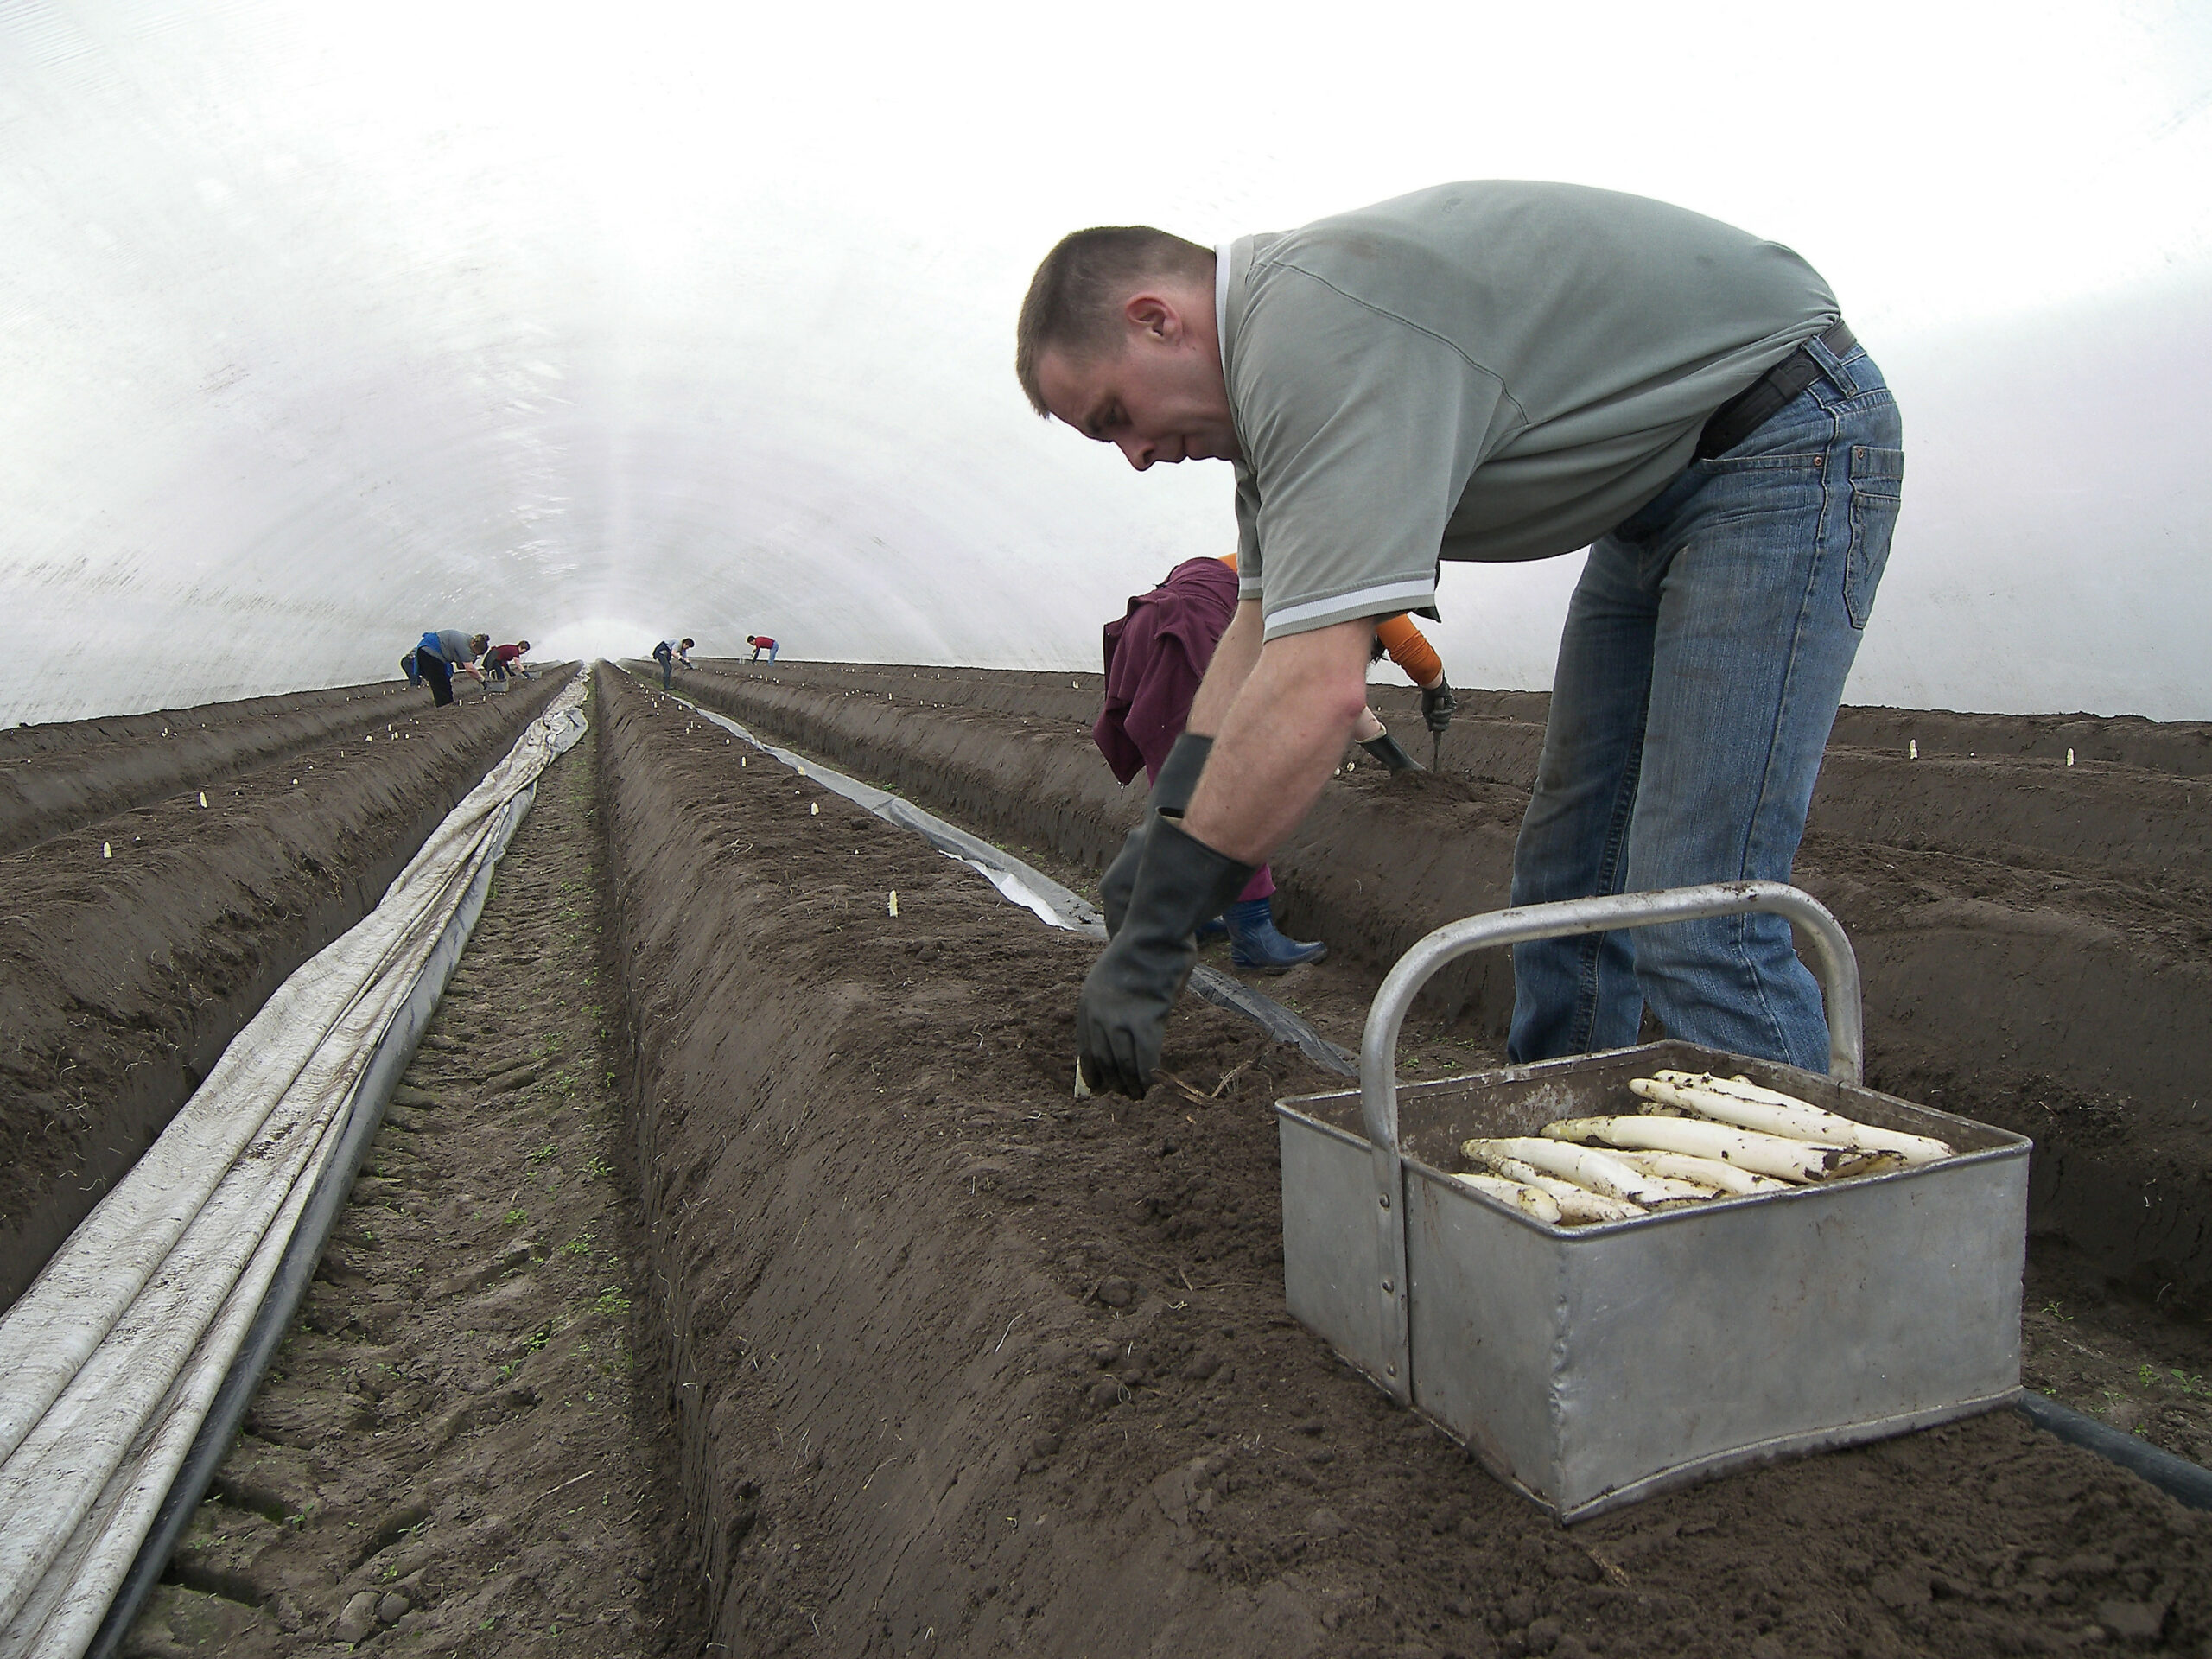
[1019,181,1902,1096]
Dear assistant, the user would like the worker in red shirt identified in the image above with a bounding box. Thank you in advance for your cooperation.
[486,640,531,689]
[747,634,779,664]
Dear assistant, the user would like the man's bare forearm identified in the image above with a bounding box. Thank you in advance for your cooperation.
[1182,618,1374,863]
[1186,599,1266,737]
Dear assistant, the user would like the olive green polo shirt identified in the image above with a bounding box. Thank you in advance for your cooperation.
[1219,181,1840,638]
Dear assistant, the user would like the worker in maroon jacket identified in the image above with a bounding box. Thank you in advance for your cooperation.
[1096,556,1321,969]
[1096,555,1455,972]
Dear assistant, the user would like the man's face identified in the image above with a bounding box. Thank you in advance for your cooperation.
[1035,295,1238,470]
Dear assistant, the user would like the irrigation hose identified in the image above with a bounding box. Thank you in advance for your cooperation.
[2015,1390,2212,1511]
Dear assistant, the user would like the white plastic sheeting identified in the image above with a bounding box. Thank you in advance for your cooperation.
[0,671,588,1658]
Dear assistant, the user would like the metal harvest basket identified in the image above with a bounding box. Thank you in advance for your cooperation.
[1275,881,2029,1522]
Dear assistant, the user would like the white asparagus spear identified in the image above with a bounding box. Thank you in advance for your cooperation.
[1485,1157,1650,1222]
[1640,1072,1953,1166]
[1649,1067,1948,1158]
[1452,1172,1563,1224]
[1604,1147,1789,1196]
[1461,1136,1682,1205]
[1541,1115,1898,1183]
[1652,1071,1955,1164]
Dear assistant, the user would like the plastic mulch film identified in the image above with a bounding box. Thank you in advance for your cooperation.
[0,671,589,1658]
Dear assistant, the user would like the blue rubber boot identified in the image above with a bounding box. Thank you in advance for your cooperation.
[1224,898,1327,973]
[1195,917,1228,944]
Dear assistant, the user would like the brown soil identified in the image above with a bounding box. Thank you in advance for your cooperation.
[14,656,2208,1657]
[0,675,442,856]
[672,668,2212,1292]
[0,674,568,1308]
[600,666,2210,1658]
[664,663,2212,1473]
[124,686,698,1657]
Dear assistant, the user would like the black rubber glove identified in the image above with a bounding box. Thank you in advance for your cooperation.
[1100,731,1212,937]
[1078,814,1255,1097]
[1421,676,1458,734]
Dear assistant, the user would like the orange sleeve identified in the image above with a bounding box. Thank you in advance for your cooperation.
[1219,552,1238,572]
[1376,613,1442,686]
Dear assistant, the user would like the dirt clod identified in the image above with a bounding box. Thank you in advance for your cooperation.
[334,1591,378,1644]
[1872,1566,1934,1607]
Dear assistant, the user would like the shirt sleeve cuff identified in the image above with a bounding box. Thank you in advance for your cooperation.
[1261,577,1440,640]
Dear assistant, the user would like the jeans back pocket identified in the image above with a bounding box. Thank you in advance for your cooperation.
[1845,444,1904,630]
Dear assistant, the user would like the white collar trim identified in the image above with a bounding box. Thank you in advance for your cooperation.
[1214,242,1232,382]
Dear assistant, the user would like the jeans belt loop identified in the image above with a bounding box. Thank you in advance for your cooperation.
[1694,319,1856,461]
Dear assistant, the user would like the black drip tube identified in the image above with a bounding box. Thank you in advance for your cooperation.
[2015,1390,2212,1510]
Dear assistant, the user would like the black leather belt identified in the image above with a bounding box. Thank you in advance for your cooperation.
[1695,319,1856,460]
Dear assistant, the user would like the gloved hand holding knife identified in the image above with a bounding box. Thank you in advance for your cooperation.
[1421,674,1457,772]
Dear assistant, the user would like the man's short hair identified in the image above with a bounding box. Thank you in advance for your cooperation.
[1015,226,1214,416]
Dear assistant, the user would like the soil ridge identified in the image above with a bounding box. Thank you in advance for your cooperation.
[0,678,438,856]
[596,665,2210,1656]
[666,663,2212,1304]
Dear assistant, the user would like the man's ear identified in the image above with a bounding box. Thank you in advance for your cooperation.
[1122,290,1183,343]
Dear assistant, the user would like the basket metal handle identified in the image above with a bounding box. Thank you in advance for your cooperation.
[1357,880,1864,1402]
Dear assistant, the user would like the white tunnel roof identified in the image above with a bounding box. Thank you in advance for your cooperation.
[3,1,2209,724]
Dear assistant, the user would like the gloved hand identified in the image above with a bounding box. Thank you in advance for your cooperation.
[1421,676,1458,734]
[1078,814,1255,1096]
[1100,731,1212,936]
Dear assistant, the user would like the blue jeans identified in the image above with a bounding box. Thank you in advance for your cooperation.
[1507,334,1903,1071]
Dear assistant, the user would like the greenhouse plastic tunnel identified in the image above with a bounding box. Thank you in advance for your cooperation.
[3,5,2210,1656]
